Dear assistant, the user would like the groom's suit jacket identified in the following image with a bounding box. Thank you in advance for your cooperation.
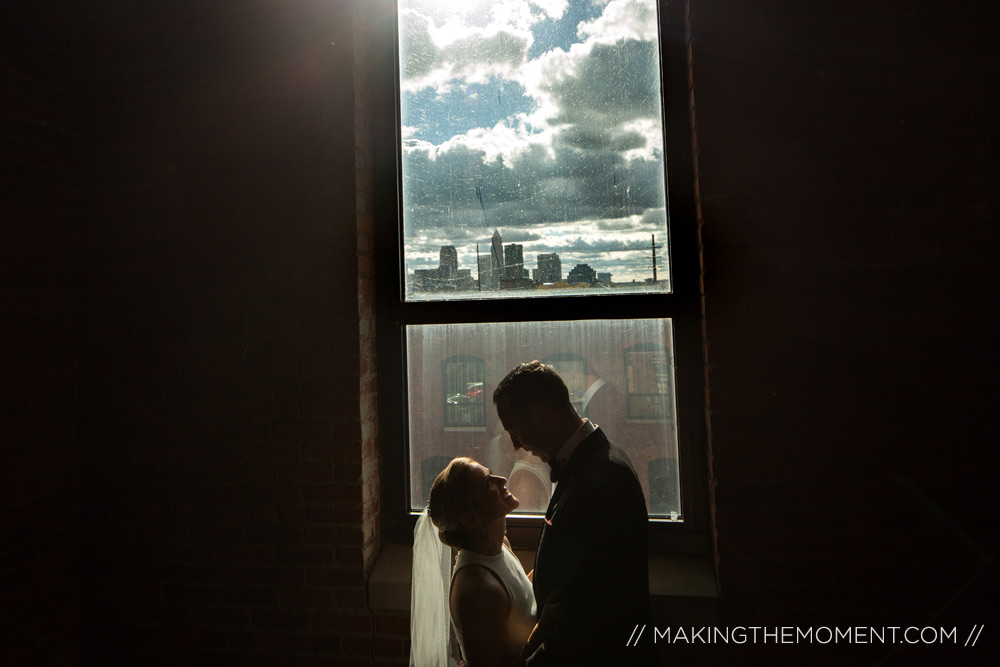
[527,427,657,665]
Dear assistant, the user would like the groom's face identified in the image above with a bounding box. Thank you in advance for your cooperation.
[496,398,550,462]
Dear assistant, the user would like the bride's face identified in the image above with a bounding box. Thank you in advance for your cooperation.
[469,463,520,520]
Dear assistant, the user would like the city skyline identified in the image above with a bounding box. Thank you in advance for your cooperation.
[408,228,666,293]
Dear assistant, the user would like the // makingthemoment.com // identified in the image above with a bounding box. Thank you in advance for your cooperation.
[625,625,985,647]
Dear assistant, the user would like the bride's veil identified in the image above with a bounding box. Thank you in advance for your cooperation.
[409,507,458,666]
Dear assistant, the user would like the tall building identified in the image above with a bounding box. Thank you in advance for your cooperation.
[411,245,472,292]
[411,268,440,291]
[453,268,475,290]
[478,255,496,290]
[490,230,504,288]
[439,246,457,278]
[535,253,561,283]
[567,263,597,284]
[504,244,527,280]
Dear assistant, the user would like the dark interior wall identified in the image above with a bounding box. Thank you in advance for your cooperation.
[74,1,379,664]
[1,2,81,665]
[693,0,1000,664]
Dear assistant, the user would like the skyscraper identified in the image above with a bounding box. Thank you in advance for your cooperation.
[490,230,504,288]
[567,263,597,284]
[504,244,527,280]
[478,255,496,290]
[535,253,561,284]
[439,245,457,278]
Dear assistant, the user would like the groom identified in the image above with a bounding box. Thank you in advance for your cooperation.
[494,361,657,665]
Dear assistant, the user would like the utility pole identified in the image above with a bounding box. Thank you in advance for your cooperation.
[650,234,662,283]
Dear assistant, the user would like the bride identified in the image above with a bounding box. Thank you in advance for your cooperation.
[411,457,551,667]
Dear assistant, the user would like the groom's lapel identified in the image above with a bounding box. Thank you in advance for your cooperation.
[542,429,607,524]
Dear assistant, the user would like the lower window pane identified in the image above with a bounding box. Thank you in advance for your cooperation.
[406,319,681,519]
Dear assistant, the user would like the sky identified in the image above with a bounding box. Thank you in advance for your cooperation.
[398,0,671,287]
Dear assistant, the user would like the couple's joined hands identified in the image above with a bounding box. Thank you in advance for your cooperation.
[457,588,561,667]
[515,588,561,667]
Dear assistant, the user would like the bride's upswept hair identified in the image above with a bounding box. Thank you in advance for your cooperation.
[427,457,479,550]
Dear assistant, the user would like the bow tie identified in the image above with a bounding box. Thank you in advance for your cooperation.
[548,459,564,483]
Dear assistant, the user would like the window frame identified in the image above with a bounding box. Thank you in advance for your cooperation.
[372,0,708,556]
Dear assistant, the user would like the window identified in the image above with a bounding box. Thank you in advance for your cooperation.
[374,0,707,551]
[625,343,674,421]
[540,352,588,413]
[441,354,487,430]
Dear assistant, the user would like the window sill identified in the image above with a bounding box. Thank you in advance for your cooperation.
[368,543,719,612]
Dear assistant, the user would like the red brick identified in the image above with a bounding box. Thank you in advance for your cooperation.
[302,485,337,502]
[313,612,372,634]
[279,588,333,608]
[334,462,363,482]
[373,637,404,658]
[305,525,363,546]
[305,505,337,524]
[252,609,311,630]
[328,484,362,504]
[301,442,336,462]
[336,547,364,568]
[306,567,365,588]
[374,613,411,637]
[342,635,372,656]
[276,463,333,484]
[275,547,333,567]
[243,442,300,464]
[315,659,369,667]
[312,633,341,653]
[336,587,367,609]
[272,420,333,441]
[253,630,312,653]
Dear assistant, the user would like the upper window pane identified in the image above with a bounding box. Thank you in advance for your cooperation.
[398,0,670,300]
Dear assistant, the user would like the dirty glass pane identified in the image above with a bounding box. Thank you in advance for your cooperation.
[625,343,674,420]
[443,355,487,430]
[398,0,670,300]
[406,318,681,519]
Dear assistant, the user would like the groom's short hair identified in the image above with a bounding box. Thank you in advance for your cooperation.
[493,360,572,413]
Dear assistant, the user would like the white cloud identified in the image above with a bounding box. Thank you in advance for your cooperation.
[400,0,567,93]
[438,121,540,164]
[577,0,658,44]
[530,0,569,21]
[544,39,661,128]
[443,29,530,84]
[399,9,442,83]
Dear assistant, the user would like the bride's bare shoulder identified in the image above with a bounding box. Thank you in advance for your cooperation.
[451,563,509,609]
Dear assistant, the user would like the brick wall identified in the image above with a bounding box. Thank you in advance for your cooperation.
[1,2,81,665]
[75,1,381,664]
[692,0,1000,664]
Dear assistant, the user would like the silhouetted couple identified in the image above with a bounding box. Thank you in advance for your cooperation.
[412,361,656,666]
